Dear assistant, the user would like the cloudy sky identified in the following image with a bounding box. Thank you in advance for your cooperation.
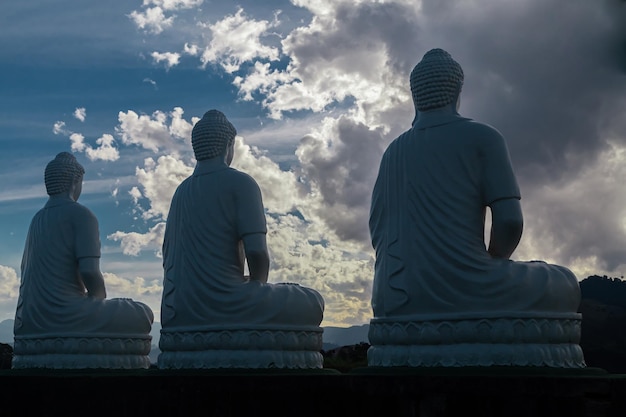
[1,0,626,335]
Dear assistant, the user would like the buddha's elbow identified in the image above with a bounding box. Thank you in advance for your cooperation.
[246,248,269,263]
[489,216,523,259]
[495,218,523,241]
[504,217,523,236]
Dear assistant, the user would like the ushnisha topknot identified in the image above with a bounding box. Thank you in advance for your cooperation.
[410,48,464,112]
[44,152,85,196]
[191,109,237,161]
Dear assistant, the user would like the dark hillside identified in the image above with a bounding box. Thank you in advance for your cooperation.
[580,275,626,309]
[579,275,626,373]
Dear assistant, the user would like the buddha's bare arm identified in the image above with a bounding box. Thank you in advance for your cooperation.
[78,257,107,299]
[242,233,269,284]
[488,198,523,259]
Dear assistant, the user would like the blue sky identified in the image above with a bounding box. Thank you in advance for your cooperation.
[2,0,626,336]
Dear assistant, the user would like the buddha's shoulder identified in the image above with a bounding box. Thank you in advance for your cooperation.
[457,119,505,141]
[73,201,96,215]
[185,167,259,184]
[62,201,98,223]
[213,168,262,194]
[222,168,259,184]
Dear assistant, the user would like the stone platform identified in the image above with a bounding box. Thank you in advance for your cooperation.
[0,367,625,416]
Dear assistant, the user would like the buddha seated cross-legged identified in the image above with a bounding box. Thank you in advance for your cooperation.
[367,49,585,368]
[13,153,154,369]
[158,110,324,369]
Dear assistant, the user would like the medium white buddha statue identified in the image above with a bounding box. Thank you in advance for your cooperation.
[13,152,154,369]
[367,49,585,367]
[158,110,325,369]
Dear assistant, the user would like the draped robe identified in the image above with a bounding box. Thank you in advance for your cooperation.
[369,111,580,318]
[15,197,153,337]
[160,159,324,329]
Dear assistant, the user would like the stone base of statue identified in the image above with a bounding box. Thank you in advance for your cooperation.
[12,334,152,369]
[367,312,585,368]
[158,325,324,369]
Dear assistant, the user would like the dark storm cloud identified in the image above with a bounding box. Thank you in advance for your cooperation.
[420,0,626,184]
[604,0,626,72]
[411,0,626,276]
[298,0,626,185]
[280,2,425,244]
[296,117,387,243]
[411,0,626,274]
[284,0,626,277]
[518,158,626,274]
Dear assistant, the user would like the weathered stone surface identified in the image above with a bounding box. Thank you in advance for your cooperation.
[14,152,153,369]
[159,110,324,369]
[368,48,583,368]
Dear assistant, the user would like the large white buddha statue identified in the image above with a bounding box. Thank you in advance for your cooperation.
[367,49,585,367]
[13,152,154,369]
[158,110,324,369]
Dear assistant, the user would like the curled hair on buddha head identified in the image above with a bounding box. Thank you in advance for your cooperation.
[191,109,237,161]
[44,152,85,196]
[410,48,464,112]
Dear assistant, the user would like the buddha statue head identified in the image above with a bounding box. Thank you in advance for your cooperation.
[191,109,237,165]
[410,48,464,116]
[44,152,85,199]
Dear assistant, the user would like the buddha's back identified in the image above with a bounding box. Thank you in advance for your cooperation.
[367,48,584,368]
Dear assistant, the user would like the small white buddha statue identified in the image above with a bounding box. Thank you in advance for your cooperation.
[367,49,585,368]
[158,110,324,369]
[13,152,154,369]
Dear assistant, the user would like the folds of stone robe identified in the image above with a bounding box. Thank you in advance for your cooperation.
[369,112,580,319]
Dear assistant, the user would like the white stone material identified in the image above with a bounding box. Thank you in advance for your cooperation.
[368,313,584,367]
[368,49,584,368]
[158,325,323,369]
[159,110,324,369]
[12,335,152,369]
[13,152,154,369]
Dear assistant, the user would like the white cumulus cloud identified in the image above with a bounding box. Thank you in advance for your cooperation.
[199,8,280,73]
[69,133,86,152]
[66,132,119,161]
[142,0,203,11]
[0,265,19,302]
[265,214,374,326]
[108,222,167,257]
[151,51,181,70]
[102,272,162,299]
[128,6,174,34]
[133,155,193,221]
[183,42,199,56]
[0,265,19,324]
[53,121,67,135]
[85,134,120,162]
[73,107,86,122]
[54,120,120,162]
[116,108,197,154]
[231,137,304,214]
[129,186,143,204]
